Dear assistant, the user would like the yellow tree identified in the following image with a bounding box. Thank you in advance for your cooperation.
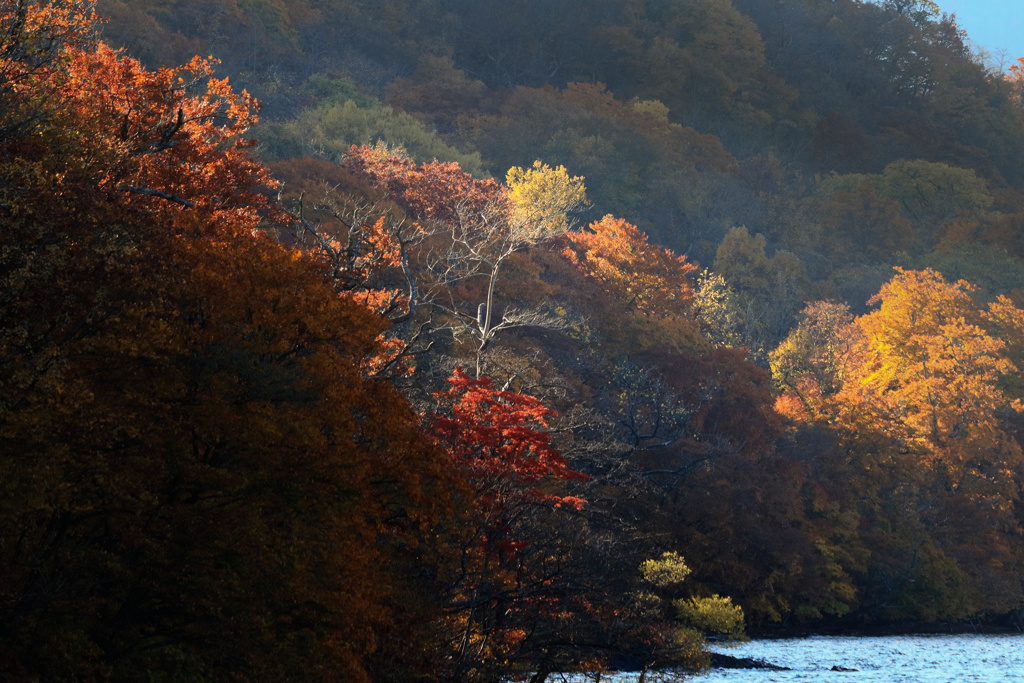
[840,269,1022,491]
[346,146,588,376]
[847,270,1024,616]
[772,269,1024,621]
[456,161,588,376]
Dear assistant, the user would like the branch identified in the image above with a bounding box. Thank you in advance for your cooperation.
[488,306,567,335]
[160,107,184,148]
[120,185,194,207]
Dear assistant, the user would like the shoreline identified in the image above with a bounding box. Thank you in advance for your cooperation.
[746,616,1024,640]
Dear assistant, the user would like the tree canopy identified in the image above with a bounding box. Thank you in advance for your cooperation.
[8,0,1024,679]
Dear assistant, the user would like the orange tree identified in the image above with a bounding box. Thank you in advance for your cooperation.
[772,270,1024,622]
[550,216,875,627]
[0,2,461,679]
[562,214,704,353]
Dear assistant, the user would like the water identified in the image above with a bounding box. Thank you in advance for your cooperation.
[552,633,1024,682]
[700,633,1024,682]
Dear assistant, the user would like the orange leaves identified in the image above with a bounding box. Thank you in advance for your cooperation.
[776,269,1024,487]
[0,1,273,230]
[768,272,1024,622]
[891,319,1010,449]
[0,187,456,678]
[0,6,463,678]
[0,0,95,95]
[862,268,978,347]
[562,215,705,353]
[565,215,697,317]
[1005,57,1024,112]
[849,269,1014,452]
[60,45,273,226]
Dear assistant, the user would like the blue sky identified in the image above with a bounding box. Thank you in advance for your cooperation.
[934,0,1024,67]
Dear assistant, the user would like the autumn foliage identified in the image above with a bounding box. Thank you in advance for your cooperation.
[0,3,456,679]
[345,142,504,225]
[428,369,596,679]
[431,367,587,511]
[10,0,1024,680]
[773,268,1024,621]
[565,215,698,317]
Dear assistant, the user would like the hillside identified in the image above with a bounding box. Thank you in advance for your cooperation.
[4,1,1024,680]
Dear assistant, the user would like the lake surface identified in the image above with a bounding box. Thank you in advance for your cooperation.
[700,633,1024,682]
[555,633,1024,682]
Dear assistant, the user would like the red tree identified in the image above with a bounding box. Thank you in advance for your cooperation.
[430,368,589,680]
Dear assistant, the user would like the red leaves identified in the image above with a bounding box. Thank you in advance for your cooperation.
[344,143,505,226]
[429,369,590,678]
[431,368,586,511]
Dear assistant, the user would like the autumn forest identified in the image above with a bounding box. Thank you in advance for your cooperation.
[5,0,1024,680]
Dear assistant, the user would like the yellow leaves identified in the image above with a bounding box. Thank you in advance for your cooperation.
[505,160,587,242]
[853,269,982,402]
[631,98,671,123]
[772,269,1024,525]
[785,269,1024,481]
[674,595,745,638]
[640,551,691,588]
